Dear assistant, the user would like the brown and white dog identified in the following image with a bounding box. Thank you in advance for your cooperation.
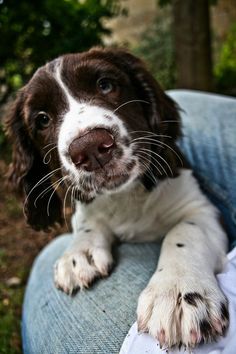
[5,47,229,349]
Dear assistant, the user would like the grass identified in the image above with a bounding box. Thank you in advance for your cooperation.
[0,285,24,354]
[0,156,66,353]
[0,231,24,354]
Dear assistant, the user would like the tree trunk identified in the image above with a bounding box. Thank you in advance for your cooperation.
[173,0,213,91]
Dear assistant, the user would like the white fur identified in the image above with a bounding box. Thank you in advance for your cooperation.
[55,169,228,347]
[53,62,229,348]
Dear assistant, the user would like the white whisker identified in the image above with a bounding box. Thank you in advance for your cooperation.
[141,147,173,176]
[113,100,150,114]
[131,137,183,166]
[130,130,172,139]
[74,186,80,231]
[70,186,75,212]
[34,176,65,207]
[160,120,180,123]
[63,185,72,231]
[23,167,62,210]
[47,176,68,216]
[136,148,166,176]
[136,153,158,185]
[42,143,56,150]
[43,146,58,164]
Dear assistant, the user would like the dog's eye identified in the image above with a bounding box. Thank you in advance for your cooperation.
[97,78,115,95]
[37,112,51,130]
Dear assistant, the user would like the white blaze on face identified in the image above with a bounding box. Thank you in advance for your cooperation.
[54,63,134,180]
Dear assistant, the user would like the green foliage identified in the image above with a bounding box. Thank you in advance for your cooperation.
[0,250,23,354]
[0,122,9,157]
[0,123,5,147]
[0,0,120,96]
[158,0,172,6]
[132,10,176,90]
[0,284,24,354]
[214,23,236,96]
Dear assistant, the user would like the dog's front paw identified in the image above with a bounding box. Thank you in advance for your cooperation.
[137,274,229,349]
[54,247,113,295]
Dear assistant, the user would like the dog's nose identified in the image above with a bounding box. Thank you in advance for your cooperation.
[69,128,115,171]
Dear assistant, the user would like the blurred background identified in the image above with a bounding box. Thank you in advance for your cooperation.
[0,0,235,353]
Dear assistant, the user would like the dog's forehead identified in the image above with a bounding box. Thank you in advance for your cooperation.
[22,50,141,128]
[26,52,129,100]
[61,51,118,70]
[24,63,68,118]
[60,52,128,83]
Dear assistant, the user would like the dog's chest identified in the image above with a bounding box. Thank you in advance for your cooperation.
[75,181,177,242]
[73,170,197,242]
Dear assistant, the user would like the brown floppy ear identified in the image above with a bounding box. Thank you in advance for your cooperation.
[99,49,184,188]
[4,90,63,231]
[107,49,182,138]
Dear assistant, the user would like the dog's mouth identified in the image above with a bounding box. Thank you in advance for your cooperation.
[59,124,151,202]
[66,156,138,203]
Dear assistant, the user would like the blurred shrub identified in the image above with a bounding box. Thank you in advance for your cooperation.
[214,23,236,96]
[0,123,5,149]
[132,9,176,90]
[0,119,11,158]
[0,0,120,101]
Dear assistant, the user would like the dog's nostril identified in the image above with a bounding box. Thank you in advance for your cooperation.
[72,152,87,166]
[98,141,114,154]
[68,128,115,171]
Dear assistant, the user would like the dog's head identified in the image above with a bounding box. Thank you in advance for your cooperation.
[5,47,182,231]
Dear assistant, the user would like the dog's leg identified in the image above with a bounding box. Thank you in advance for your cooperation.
[137,214,229,349]
[54,219,114,294]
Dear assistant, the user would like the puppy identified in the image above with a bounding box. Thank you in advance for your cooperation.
[5,47,229,349]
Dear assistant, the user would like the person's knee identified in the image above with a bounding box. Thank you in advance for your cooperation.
[22,241,160,354]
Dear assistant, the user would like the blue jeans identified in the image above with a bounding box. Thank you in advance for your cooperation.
[22,90,236,354]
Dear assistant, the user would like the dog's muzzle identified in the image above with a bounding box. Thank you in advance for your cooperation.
[68,128,115,172]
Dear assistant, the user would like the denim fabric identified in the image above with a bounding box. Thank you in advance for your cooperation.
[168,90,236,247]
[22,90,236,353]
[22,237,161,354]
